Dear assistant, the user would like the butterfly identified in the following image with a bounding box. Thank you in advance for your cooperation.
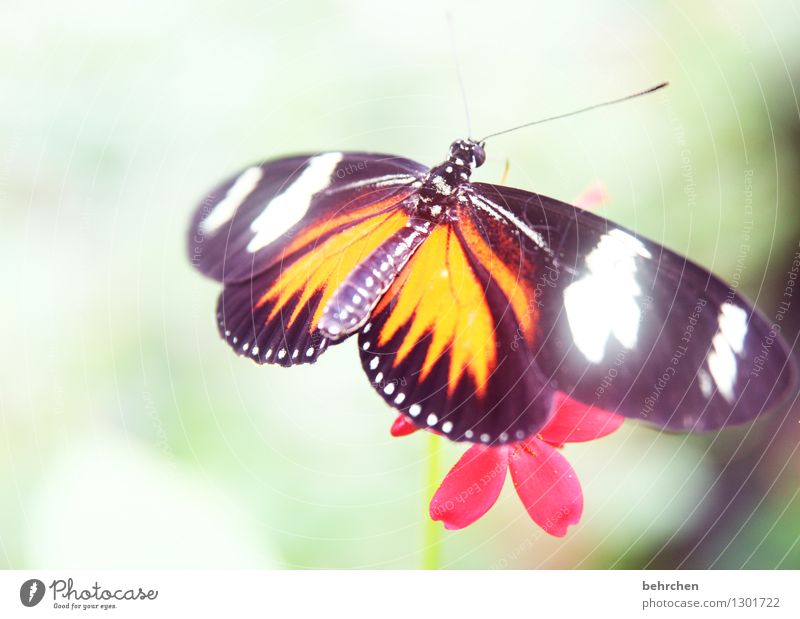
[187,136,797,445]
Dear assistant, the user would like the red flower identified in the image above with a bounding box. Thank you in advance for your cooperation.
[392,393,623,536]
[573,181,608,211]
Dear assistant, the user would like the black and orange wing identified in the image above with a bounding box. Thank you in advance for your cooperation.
[357,198,554,443]
[187,152,426,365]
[469,182,797,432]
[358,182,797,444]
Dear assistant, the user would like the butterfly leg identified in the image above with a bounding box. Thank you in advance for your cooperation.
[499,158,510,185]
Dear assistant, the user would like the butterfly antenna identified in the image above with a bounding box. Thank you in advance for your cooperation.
[447,13,473,138]
[480,81,668,142]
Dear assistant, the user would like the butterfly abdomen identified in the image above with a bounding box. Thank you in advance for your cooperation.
[318,216,433,340]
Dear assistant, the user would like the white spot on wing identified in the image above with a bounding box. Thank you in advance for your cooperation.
[247,152,343,253]
[718,303,748,354]
[201,166,263,234]
[698,368,714,398]
[563,229,649,363]
[708,333,737,402]
[706,302,748,402]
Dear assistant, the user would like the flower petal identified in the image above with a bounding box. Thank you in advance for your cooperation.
[509,439,583,537]
[429,445,509,530]
[538,392,624,447]
[574,182,608,211]
[390,414,419,437]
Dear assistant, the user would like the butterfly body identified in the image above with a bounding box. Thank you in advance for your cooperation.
[319,139,489,340]
[188,140,796,444]
[318,215,433,340]
[415,139,486,215]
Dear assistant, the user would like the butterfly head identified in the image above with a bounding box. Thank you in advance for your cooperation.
[448,139,486,169]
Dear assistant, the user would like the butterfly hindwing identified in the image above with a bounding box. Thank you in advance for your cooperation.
[188,152,428,365]
[469,182,797,431]
[357,200,555,443]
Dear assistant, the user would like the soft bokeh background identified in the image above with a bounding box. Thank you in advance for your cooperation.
[2,0,800,569]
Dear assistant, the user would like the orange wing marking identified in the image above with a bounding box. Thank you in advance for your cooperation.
[282,188,415,257]
[457,214,537,341]
[256,211,409,331]
[374,218,537,398]
[375,226,497,397]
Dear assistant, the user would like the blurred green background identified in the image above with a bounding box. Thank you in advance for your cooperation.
[2,0,800,569]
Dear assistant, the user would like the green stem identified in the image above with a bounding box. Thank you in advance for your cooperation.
[422,431,441,570]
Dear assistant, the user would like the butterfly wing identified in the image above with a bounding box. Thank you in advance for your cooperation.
[357,198,554,443]
[189,152,424,282]
[187,152,427,365]
[468,181,797,431]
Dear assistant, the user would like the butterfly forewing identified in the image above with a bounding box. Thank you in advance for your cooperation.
[188,152,427,365]
[189,152,425,282]
[470,182,797,431]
